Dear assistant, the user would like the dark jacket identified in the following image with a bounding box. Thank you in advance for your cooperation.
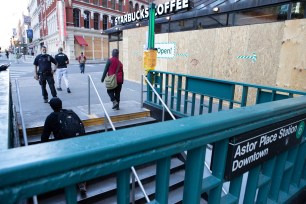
[101,57,124,84]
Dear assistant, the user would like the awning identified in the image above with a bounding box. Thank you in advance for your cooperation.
[75,36,88,46]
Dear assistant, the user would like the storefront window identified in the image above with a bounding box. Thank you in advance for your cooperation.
[169,19,195,33]
[197,14,228,29]
[291,2,305,19]
[234,4,289,26]
[111,0,116,10]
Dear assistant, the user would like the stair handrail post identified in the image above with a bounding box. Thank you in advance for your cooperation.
[87,74,115,130]
[88,74,150,202]
[143,74,176,120]
[15,79,39,204]
[88,76,91,115]
[141,75,144,108]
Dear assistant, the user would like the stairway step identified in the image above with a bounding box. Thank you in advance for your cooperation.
[34,157,185,204]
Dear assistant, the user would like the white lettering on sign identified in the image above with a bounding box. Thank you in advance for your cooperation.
[115,0,189,25]
[232,148,269,172]
[234,141,258,159]
[156,43,176,58]
[279,125,297,139]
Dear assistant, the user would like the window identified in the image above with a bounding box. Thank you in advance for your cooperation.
[291,2,305,19]
[102,0,107,7]
[103,15,108,30]
[94,0,99,5]
[135,3,139,11]
[129,1,133,13]
[94,13,100,30]
[111,0,116,10]
[170,19,195,32]
[83,0,89,2]
[73,8,80,27]
[234,5,289,26]
[84,11,90,28]
[118,0,123,11]
[111,16,116,27]
[197,14,228,29]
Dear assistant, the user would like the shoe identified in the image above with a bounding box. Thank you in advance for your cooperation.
[44,99,48,103]
[57,87,62,91]
[112,100,119,109]
[67,88,71,93]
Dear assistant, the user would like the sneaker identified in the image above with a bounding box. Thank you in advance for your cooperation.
[57,87,62,91]
[67,88,71,93]
[112,100,119,109]
[44,99,48,103]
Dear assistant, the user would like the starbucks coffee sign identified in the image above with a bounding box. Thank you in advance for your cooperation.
[115,0,189,25]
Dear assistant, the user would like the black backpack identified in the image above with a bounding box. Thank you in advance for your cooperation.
[57,109,85,139]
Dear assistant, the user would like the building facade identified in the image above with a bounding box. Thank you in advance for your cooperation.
[27,0,150,61]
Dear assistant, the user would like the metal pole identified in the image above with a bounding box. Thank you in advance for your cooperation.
[131,173,135,204]
[148,3,156,49]
[88,76,91,115]
[141,75,144,108]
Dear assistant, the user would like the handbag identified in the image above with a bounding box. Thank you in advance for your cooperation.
[104,63,120,90]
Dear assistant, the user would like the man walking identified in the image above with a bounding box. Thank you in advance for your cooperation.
[34,46,58,103]
[78,52,86,74]
[55,47,71,93]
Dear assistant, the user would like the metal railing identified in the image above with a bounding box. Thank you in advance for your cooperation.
[87,74,150,203]
[1,95,306,204]
[145,70,306,117]
[14,79,38,204]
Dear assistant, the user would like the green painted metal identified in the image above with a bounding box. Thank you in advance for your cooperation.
[256,158,276,204]
[155,157,171,204]
[145,70,306,118]
[281,148,299,192]
[209,140,229,203]
[228,175,243,204]
[65,185,77,204]
[269,151,288,200]
[183,146,205,204]
[2,70,306,203]
[244,166,261,203]
[117,169,130,204]
[291,140,306,186]
[148,3,155,49]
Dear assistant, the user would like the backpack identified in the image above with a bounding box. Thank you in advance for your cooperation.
[57,109,85,139]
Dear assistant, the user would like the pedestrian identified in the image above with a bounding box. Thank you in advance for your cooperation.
[78,52,86,74]
[55,47,71,93]
[34,46,58,103]
[5,50,9,59]
[41,97,87,194]
[101,49,124,110]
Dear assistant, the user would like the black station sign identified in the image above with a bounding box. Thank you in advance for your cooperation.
[224,114,305,180]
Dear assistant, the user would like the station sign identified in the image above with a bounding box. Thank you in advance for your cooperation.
[115,0,189,25]
[224,114,305,180]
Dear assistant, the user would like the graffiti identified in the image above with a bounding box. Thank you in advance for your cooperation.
[190,58,199,66]
[237,52,257,63]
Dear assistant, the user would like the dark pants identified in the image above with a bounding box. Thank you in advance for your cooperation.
[107,84,122,103]
[80,63,85,73]
[39,73,57,100]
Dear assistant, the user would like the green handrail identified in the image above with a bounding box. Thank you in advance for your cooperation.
[0,96,306,203]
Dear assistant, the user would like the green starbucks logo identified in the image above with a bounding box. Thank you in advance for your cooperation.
[296,121,305,139]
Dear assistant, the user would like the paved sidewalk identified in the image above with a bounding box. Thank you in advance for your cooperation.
[11,71,145,130]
